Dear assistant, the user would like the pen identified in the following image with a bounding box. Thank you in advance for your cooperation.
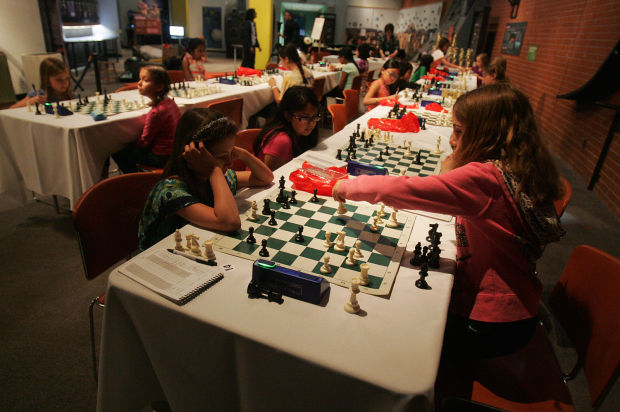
[167,248,217,266]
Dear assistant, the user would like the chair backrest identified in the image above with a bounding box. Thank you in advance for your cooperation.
[73,172,162,280]
[266,63,279,70]
[114,82,138,93]
[343,89,360,122]
[351,74,364,91]
[232,128,261,171]
[311,77,326,103]
[167,70,185,83]
[328,103,347,134]
[207,98,244,127]
[549,245,620,409]
[367,70,375,80]
[553,176,573,217]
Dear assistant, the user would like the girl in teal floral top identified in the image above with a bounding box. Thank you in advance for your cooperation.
[139,108,274,250]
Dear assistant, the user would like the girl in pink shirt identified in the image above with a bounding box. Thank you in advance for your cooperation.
[363,59,401,111]
[113,66,181,173]
[334,84,565,359]
[253,86,320,171]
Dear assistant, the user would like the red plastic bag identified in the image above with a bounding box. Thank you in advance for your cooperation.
[289,162,348,196]
[425,102,448,113]
[380,100,419,110]
[367,112,420,133]
[236,67,262,77]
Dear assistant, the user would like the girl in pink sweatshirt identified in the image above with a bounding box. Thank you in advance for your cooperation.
[333,84,565,359]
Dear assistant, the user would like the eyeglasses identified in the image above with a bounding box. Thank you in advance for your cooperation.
[386,71,400,79]
[292,114,321,123]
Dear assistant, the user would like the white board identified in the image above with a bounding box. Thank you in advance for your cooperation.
[346,7,400,31]
[311,17,325,41]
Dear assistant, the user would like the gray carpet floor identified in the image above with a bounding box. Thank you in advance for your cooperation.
[1,52,618,411]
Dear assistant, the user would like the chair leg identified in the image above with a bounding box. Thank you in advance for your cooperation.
[89,297,103,383]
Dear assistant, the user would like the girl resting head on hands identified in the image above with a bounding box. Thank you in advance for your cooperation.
[334,84,564,359]
[139,108,274,250]
[10,57,72,108]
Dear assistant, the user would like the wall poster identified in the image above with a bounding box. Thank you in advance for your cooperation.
[501,22,527,56]
[203,7,224,50]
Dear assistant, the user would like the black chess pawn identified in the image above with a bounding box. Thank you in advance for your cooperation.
[282,196,291,209]
[259,239,269,257]
[345,150,351,161]
[262,199,272,215]
[409,242,423,266]
[246,227,256,244]
[428,246,441,269]
[415,150,422,165]
[268,210,278,226]
[415,263,431,289]
[384,146,390,156]
[421,118,426,130]
[364,139,370,148]
[356,123,360,135]
[369,136,374,145]
[279,176,286,190]
[351,149,357,160]
[311,188,319,202]
[421,246,429,264]
[378,151,384,162]
[360,131,365,141]
[276,188,285,204]
[336,149,342,160]
[35,103,41,115]
[290,190,297,204]
[295,225,305,242]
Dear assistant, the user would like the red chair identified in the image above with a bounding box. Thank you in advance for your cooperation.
[328,103,347,134]
[73,172,162,382]
[167,70,185,83]
[114,82,138,92]
[343,89,360,122]
[351,74,364,91]
[554,176,573,217]
[207,97,244,127]
[232,128,261,171]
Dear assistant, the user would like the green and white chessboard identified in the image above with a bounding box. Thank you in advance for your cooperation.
[74,100,144,116]
[210,189,415,295]
[169,84,223,98]
[342,140,441,177]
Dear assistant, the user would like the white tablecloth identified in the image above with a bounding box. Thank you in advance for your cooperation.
[0,71,339,209]
[97,107,456,411]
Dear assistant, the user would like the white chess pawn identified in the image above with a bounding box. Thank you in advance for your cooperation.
[354,240,363,258]
[334,231,346,252]
[345,248,356,266]
[27,101,32,112]
[435,136,443,154]
[344,278,361,314]
[68,101,73,111]
[369,216,380,232]
[96,92,101,103]
[406,142,412,156]
[337,201,348,215]
[190,238,202,256]
[174,229,185,251]
[323,231,333,248]
[203,240,216,261]
[399,168,406,176]
[359,263,370,286]
[320,255,332,274]
[386,208,399,228]
[377,204,386,218]
[185,234,197,250]
[53,105,59,118]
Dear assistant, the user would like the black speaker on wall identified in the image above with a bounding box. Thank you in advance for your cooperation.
[225,8,245,58]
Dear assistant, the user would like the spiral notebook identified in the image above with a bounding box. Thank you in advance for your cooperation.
[118,249,224,305]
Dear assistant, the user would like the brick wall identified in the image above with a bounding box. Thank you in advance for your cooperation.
[486,0,620,218]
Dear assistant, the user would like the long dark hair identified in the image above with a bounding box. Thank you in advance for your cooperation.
[245,8,256,20]
[164,108,239,198]
[338,47,360,73]
[186,38,205,54]
[412,54,433,77]
[141,65,171,106]
[279,42,308,84]
[253,86,319,157]
[357,43,371,60]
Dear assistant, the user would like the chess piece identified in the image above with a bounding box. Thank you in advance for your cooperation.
[354,240,363,258]
[311,188,319,202]
[384,146,390,156]
[359,263,370,286]
[290,190,297,204]
[399,168,406,176]
[185,234,197,250]
[378,151,383,162]
[189,237,201,256]
[174,230,185,251]
[282,195,290,209]
[246,227,256,244]
[334,231,346,252]
[26,101,32,112]
[428,246,441,269]
[295,225,305,242]
[345,248,356,265]
[268,210,277,226]
[344,278,361,314]
[262,199,272,215]
[427,223,439,242]
[435,136,443,154]
[35,103,41,115]
[279,175,286,190]
[203,240,216,261]
[323,231,333,248]
[369,216,380,232]
[337,201,348,215]
[415,150,422,165]
[336,149,342,160]
[415,263,431,289]
[259,239,269,257]
[320,255,332,274]
[248,201,259,221]
[406,142,412,156]
[386,208,399,228]
[410,242,422,266]
[377,204,386,218]
[53,104,59,118]
[351,149,357,160]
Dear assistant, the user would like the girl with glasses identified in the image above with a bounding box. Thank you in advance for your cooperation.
[254,86,320,171]
[362,59,401,111]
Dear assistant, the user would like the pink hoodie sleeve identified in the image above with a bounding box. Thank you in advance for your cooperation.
[338,162,502,218]
[136,105,159,148]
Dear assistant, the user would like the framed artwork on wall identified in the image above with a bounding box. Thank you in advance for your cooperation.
[501,22,527,56]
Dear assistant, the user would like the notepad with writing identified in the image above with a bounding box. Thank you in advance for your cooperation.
[118,249,224,304]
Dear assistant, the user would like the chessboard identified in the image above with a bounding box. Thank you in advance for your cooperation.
[340,139,441,177]
[73,99,145,116]
[209,188,415,295]
[169,84,224,98]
